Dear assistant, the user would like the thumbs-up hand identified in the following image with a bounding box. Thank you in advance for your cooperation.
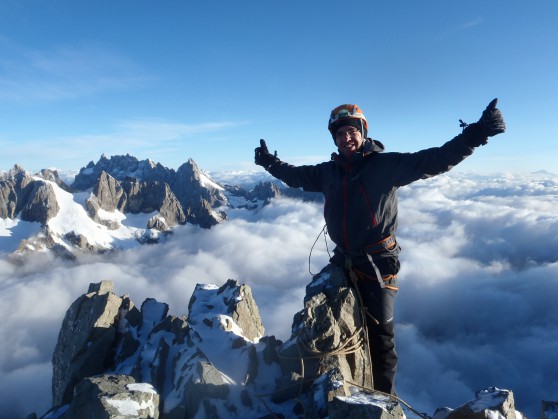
[254,139,279,169]
[479,98,506,137]
[462,98,507,147]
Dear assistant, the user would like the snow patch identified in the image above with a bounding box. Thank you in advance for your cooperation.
[97,208,126,223]
[0,218,42,252]
[126,382,157,394]
[104,397,156,416]
[199,171,224,191]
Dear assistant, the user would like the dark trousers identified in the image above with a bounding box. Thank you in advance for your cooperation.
[355,275,398,394]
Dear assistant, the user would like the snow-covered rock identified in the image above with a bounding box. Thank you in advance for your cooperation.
[34,269,535,419]
[0,156,232,256]
[433,387,524,419]
[46,375,159,419]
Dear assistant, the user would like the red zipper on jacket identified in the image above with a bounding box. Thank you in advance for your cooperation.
[359,183,378,226]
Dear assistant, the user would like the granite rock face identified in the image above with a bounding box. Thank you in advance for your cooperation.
[0,178,18,218]
[436,387,524,419]
[88,171,127,213]
[52,281,125,406]
[37,268,432,418]
[273,264,372,405]
[20,180,60,225]
[85,171,187,231]
[62,375,159,419]
[1,165,53,222]
[76,155,225,229]
[40,270,530,419]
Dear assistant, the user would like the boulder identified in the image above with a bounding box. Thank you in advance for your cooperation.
[52,281,125,406]
[274,264,372,402]
[329,390,405,419]
[437,387,523,419]
[62,374,159,419]
[64,231,95,251]
[187,279,265,342]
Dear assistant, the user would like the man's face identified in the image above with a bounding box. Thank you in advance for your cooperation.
[334,125,364,159]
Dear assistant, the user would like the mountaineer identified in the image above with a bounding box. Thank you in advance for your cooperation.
[254,99,506,394]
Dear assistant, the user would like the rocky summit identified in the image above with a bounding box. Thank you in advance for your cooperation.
[34,265,529,419]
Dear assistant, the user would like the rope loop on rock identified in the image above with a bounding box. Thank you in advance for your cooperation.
[345,380,431,419]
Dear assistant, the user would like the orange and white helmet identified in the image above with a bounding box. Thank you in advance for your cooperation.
[328,104,368,139]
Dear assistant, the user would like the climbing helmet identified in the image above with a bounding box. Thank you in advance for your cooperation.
[328,104,368,139]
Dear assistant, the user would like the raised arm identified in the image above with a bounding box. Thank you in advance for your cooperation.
[254,139,326,192]
[393,98,506,186]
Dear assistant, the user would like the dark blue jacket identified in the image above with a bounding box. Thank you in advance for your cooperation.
[266,134,474,255]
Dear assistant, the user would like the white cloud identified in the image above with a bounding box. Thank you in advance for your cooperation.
[455,17,484,31]
[1,172,557,417]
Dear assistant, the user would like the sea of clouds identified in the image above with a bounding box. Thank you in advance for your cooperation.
[1,171,557,418]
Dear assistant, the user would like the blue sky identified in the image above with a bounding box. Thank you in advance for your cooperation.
[1,0,556,174]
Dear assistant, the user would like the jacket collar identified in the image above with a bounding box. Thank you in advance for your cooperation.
[331,138,385,168]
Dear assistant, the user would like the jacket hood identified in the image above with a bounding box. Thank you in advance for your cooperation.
[363,138,385,154]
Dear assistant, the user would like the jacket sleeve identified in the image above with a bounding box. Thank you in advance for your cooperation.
[393,133,475,187]
[265,160,327,193]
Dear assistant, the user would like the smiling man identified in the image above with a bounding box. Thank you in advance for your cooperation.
[254,100,505,395]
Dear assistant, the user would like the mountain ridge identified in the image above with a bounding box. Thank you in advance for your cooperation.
[1,154,319,258]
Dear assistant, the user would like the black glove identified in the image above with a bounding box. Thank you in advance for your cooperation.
[462,98,506,147]
[254,139,279,169]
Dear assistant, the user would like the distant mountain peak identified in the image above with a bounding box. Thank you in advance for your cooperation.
[0,163,27,180]
[72,154,176,190]
[1,154,319,258]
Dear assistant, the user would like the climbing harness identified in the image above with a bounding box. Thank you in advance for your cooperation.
[339,235,398,289]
